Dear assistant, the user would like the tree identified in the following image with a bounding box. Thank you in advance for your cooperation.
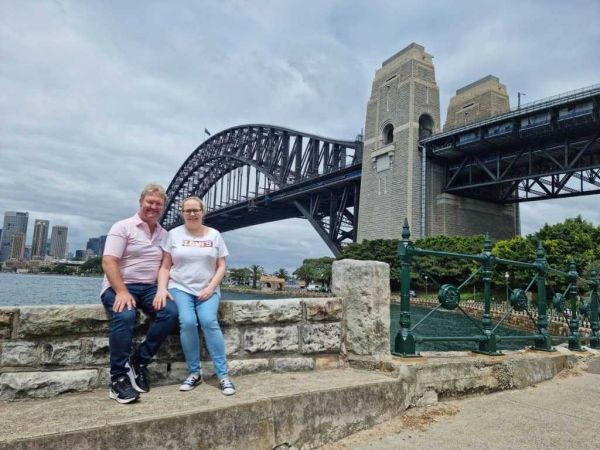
[293,257,334,287]
[249,264,263,289]
[80,257,103,274]
[274,268,289,280]
[229,267,251,286]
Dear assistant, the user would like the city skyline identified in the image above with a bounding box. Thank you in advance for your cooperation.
[2,1,600,271]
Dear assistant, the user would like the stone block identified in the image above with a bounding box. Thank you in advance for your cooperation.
[82,337,110,365]
[40,340,82,366]
[272,357,314,373]
[271,378,405,449]
[220,300,302,325]
[301,323,341,354]
[147,362,170,383]
[0,308,16,339]
[0,370,98,400]
[242,325,299,354]
[17,305,110,338]
[332,260,391,357]
[223,327,241,356]
[314,355,344,370]
[228,358,270,376]
[0,341,38,366]
[304,298,342,322]
[165,361,190,382]
[154,335,185,362]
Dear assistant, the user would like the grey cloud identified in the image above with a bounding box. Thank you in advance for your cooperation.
[1,0,599,269]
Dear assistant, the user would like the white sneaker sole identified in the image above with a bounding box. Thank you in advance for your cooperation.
[109,390,138,404]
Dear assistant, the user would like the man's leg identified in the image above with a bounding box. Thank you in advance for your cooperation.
[101,287,140,403]
[101,287,138,379]
[134,283,179,362]
[129,283,178,392]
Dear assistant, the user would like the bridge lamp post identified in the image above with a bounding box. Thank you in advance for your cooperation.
[424,275,428,297]
[505,272,510,304]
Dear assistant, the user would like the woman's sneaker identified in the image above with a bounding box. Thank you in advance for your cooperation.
[219,377,236,396]
[179,373,202,391]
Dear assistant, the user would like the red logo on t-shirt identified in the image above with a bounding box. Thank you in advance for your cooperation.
[182,240,214,248]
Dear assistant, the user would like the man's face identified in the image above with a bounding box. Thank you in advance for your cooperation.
[138,193,165,224]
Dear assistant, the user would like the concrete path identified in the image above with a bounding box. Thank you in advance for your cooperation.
[320,367,600,450]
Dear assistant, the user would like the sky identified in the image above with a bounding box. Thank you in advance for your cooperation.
[1,0,599,272]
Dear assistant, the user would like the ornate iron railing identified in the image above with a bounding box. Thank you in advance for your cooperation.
[393,219,600,356]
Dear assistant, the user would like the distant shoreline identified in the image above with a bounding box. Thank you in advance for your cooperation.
[221,286,328,298]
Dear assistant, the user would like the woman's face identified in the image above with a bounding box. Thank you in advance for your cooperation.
[182,199,203,226]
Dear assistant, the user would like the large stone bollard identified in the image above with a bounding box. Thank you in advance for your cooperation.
[332,259,390,361]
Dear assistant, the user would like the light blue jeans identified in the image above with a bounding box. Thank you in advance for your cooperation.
[169,288,228,379]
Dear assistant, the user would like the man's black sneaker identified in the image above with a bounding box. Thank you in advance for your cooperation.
[126,358,150,393]
[109,375,139,404]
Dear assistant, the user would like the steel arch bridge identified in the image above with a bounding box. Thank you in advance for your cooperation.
[161,124,363,255]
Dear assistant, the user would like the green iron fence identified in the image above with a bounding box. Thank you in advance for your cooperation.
[393,220,600,356]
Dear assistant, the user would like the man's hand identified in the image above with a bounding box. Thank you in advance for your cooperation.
[113,291,136,312]
[153,288,173,310]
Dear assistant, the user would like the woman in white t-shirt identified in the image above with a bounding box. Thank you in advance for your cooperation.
[154,196,235,395]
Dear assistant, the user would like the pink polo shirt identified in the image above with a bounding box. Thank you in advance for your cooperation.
[100,213,167,295]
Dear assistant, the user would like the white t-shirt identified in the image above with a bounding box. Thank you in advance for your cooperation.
[162,225,229,295]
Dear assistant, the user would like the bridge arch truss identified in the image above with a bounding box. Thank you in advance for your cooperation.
[162,124,363,255]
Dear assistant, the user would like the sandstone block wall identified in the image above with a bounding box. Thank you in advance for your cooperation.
[0,298,343,400]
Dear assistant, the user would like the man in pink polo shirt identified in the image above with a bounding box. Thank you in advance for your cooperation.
[101,184,178,404]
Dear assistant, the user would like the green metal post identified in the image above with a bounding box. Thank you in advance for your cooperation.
[533,241,552,351]
[393,219,417,356]
[476,233,498,354]
[567,260,583,351]
[589,266,600,349]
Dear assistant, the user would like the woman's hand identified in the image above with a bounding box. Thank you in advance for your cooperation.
[197,286,215,301]
[153,288,173,310]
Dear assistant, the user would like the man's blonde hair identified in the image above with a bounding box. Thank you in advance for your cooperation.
[139,184,167,203]
[182,196,204,211]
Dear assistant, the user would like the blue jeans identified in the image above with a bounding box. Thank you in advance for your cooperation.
[101,283,179,380]
[169,288,228,379]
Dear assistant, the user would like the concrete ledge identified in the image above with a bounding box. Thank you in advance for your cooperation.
[0,351,589,450]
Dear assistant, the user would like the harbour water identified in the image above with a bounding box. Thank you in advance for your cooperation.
[0,273,292,307]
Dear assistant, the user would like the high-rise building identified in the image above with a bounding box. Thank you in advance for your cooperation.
[31,219,50,260]
[9,232,25,259]
[0,211,29,262]
[86,235,108,256]
[49,225,68,260]
[99,235,107,256]
[86,237,100,255]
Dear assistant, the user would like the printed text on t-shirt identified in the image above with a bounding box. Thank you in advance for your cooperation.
[182,240,214,247]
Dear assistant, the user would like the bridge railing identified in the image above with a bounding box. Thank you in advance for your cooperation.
[393,219,600,356]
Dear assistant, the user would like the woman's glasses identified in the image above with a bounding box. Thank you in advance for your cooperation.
[182,209,202,215]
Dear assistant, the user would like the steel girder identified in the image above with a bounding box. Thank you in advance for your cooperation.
[422,86,600,203]
[161,124,362,254]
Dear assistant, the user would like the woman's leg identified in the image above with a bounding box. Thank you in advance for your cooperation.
[196,292,228,379]
[169,288,201,375]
